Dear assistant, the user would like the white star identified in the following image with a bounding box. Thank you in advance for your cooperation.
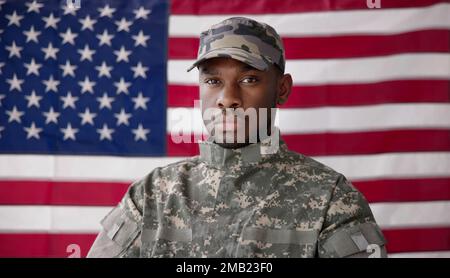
[132,30,150,47]
[0,94,5,106]
[131,62,148,79]
[26,1,44,13]
[43,13,60,29]
[97,124,114,141]
[60,60,77,77]
[43,107,60,124]
[95,61,113,78]
[132,124,150,141]
[98,4,116,18]
[60,123,78,141]
[24,58,42,76]
[96,29,114,46]
[114,78,131,95]
[41,42,59,60]
[6,74,24,92]
[60,28,78,45]
[78,76,96,94]
[78,108,97,125]
[0,62,5,74]
[42,75,60,93]
[5,41,22,58]
[6,106,24,123]
[24,122,42,139]
[0,126,4,138]
[79,15,97,31]
[60,92,79,109]
[25,90,42,108]
[77,44,95,62]
[96,93,114,110]
[114,46,131,63]
[23,26,41,43]
[6,11,23,26]
[62,3,78,16]
[114,108,132,126]
[115,18,132,32]
[132,92,150,110]
[133,7,151,20]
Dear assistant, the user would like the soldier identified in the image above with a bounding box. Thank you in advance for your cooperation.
[88,17,387,258]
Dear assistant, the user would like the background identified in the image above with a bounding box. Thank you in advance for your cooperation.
[0,0,449,257]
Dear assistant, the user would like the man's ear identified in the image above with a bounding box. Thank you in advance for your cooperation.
[276,73,293,105]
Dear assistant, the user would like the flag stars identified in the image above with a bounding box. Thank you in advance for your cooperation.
[26,1,44,13]
[114,108,132,126]
[131,62,149,79]
[60,92,79,109]
[96,93,114,110]
[78,76,96,94]
[78,108,97,125]
[132,92,150,110]
[60,28,78,45]
[24,58,42,76]
[60,60,77,77]
[0,94,5,106]
[6,106,24,123]
[114,46,131,63]
[0,62,5,74]
[6,74,24,92]
[23,26,41,43]
[79,15,97,31]
[96,29,114,46]
[25,90,42,108]
[6,41,23,58]
[133,7,151,20]
[43,107,60,124]
[60,123,78,141]
[6,11,23,26]
[98,4,116,18]
[41,42,59,60]
[97,124,114,141]
[42,75,60,93]
[132,30,150,47]
[132,124,150,141]
[24,122,42,139]
[62,3,78,16]
[95,61,113,78]
[0,126,4,138]
[78,44,96,62]
[115,18,133,32]
[43,13,60,29]
[114,78,131,95]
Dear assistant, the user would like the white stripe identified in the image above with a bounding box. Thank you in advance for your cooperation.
[0,152,449,183]
[0,201,449,232]
[389,251,450,258]
[169,54,450,85]
[370,201,450,229]
[167,104,450,134]
[169,3,450,37]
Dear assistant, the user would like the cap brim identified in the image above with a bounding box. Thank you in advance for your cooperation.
[186,48,269,72]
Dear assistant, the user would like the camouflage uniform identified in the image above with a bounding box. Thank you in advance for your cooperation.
[88,17,387,258]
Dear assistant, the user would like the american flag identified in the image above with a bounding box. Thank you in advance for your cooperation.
[0,0,449,258]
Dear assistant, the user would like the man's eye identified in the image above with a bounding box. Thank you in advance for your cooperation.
[241,77,258,84]
[205,79,220,85]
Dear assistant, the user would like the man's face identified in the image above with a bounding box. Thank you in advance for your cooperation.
[198,57,291,148]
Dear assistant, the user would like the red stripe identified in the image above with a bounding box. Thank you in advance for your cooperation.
[1,176,449,206]
[166,130,450,157]
[354,178,450,203]
[383,227,450,253]
[0,227,448,257]
[168,80,450,108]
[170,0,448,15]
[0,180,127,206]
[169,30,450,59]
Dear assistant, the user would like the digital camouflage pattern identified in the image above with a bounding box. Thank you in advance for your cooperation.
[187,17,285,73]
[88,137,387,258]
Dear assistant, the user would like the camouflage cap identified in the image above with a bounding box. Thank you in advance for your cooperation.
[187,17,285,73]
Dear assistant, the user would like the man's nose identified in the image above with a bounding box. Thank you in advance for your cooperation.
[216,83,242,109]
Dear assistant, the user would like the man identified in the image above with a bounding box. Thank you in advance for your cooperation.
[88,17,387,258]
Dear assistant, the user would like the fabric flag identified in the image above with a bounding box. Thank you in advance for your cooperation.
[0,0,449,257]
